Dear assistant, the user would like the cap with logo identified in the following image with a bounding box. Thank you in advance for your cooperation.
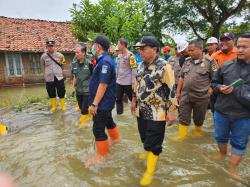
[219,32,234,41]
[134,36,160,48]
[46,40,55,46]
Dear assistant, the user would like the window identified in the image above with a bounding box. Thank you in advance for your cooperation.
[28,53,42,75]
[5,53,23,76]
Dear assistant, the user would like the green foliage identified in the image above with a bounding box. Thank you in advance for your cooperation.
[70,0,145,45]
[160,0,250,40]
[221,15,250,38]
[27,96,42,104]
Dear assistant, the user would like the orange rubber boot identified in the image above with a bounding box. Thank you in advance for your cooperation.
[85,140,110,166]
[107,127,121,145]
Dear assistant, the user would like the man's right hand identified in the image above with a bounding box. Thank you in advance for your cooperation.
[219,85,233,95]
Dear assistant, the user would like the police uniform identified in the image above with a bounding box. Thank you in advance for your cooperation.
[116,50,136,114]
[40,41,66,99]
[179,55,217,126]
[71,59,92,115]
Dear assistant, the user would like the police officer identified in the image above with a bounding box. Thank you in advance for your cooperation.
[40,40,66,112]
[172,40,217,141]
[86,36,121,165]
[116,38,136,115]
[132,36,177,186]
[71,43,93,128]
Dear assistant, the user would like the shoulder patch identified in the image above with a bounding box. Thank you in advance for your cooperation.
[101,65,108,74]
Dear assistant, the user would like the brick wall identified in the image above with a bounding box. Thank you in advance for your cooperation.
[0,52,74,87]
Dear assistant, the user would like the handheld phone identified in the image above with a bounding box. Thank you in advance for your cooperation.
[228,78,245,88]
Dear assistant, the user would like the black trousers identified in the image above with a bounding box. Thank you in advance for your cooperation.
[137,116,166,156]
[93,110,116,141]
[116,83,133,114]
[76,94,89,115]
[46,77,65,98]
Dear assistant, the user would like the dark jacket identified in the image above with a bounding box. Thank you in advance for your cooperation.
[211,59,250,118]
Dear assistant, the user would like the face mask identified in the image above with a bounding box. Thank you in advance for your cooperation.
[91,46,96,56]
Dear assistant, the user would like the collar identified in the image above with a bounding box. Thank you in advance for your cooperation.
[96,52,108,63]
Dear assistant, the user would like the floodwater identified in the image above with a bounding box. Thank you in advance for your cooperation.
[0,86,249,187]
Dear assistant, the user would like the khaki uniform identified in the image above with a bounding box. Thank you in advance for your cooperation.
[40,51,66,99]
[40,52,65,82]
[179,55,217,126]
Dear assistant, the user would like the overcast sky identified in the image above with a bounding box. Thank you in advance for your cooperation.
[0,0,186,42]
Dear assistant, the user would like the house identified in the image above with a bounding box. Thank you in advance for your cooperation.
[0,16,77,87]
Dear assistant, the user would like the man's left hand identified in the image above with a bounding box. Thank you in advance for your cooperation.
[90,105,98,116]
[166,109,177,126]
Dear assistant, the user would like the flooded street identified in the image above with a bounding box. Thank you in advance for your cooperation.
[0,86,249,187]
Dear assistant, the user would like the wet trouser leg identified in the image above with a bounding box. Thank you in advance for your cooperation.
[116,84,124,114]
[93,110,116,141]
[178,98,192,126]
[54,77,66,98]
[123,85,133,101]
[137,117,166,156]
[46,81,56,98]
[76,94,89,115]
[193,99,209,126]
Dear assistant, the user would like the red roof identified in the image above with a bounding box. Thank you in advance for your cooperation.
[0,16,78,53]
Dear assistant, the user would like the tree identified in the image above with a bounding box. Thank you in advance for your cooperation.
[144,0,165,40]
[70,0,145,45]
[161,0,250,40]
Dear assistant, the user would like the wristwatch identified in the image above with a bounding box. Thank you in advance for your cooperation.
[91,103,97,107]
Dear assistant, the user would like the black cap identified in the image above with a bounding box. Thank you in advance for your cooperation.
[94,35,110,51]
[220,32,234,41]
[46,40,55,46]
[134,36,160,48]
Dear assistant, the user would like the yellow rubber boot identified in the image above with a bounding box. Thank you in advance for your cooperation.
[140,152,159,186]
[193,126,202,137]
[170,124,188,141]
[0,124,8,136]
[50,98,57,112]
[138,151,149,160]
[60,98,66,111]
[79,114,91,129]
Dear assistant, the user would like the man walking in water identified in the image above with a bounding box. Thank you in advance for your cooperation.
[131,36,177,186]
